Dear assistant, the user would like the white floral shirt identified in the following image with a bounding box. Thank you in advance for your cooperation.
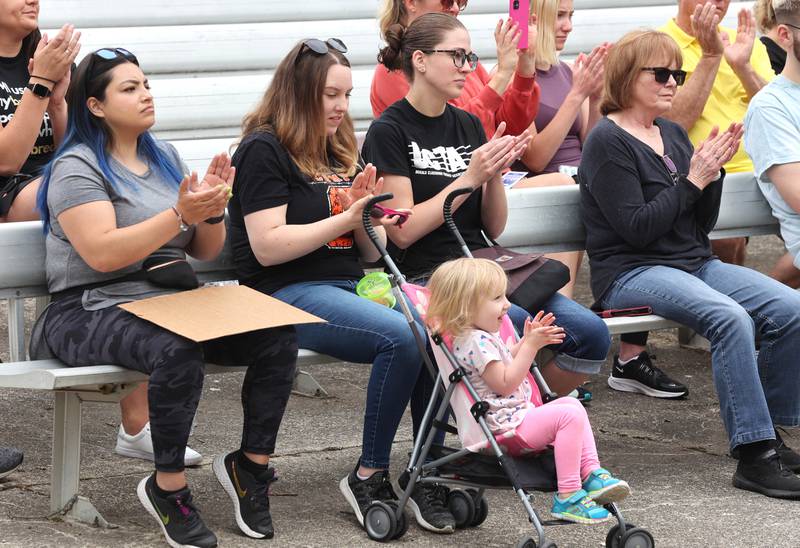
[452,329,534,433]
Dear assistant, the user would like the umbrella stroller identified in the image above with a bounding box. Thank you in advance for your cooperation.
[357,189,654,548]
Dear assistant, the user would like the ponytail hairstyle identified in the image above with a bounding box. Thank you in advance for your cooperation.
[37,50,183,231]
[378,0,409,41]
[239,40,358,178]
[377,12,466,81]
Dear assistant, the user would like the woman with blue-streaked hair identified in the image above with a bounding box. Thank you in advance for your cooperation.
[30,48,298,547]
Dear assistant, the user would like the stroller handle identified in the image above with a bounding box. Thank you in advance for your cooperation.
[362,193,395,251]
[443,188,474,258]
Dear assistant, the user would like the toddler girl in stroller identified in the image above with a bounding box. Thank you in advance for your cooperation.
[426,257,631,524]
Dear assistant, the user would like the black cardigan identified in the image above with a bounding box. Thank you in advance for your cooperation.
[578,117,722,301]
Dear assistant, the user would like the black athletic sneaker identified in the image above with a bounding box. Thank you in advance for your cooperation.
[339,463,398,526]
[0,446,23,480]
[608,352,688,398]
[397,470,455,533]
[775,428,800,473]
[213,451,277,539]
[137,474,218,548]
[733,449,800,499]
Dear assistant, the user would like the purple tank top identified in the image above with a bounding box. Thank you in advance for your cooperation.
[533,61,583,174]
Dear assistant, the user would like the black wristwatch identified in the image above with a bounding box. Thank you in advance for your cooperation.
[204,214,225,225]
[26,82,52,99]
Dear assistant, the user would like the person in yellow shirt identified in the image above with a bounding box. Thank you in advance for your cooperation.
[661,0,773,265]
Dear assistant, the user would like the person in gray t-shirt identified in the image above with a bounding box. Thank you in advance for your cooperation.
[33,48,298,547]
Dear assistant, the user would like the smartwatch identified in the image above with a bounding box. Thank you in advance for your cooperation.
[26,82,52,99]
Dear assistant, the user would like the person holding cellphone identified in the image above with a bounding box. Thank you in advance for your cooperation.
[363,13,611,401]
[228,38,460,535]
[372,0,540,137]
[32,48,298,547]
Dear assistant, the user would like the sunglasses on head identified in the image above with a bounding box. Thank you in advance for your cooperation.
[297,38,348,60]
[85,48,140,94]
[93,47,138,63]
[422,48,479,71]
[641,67,686,86]
[441,0,468,11]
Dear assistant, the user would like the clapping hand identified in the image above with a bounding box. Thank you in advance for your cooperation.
[721,9,756,71]
[687,122,743,189]
[522,311,565,348]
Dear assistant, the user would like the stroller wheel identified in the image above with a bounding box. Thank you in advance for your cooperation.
[516,536,557,548]
[385,500,408,540]
[620,527,654,548]
[465,489,489,526]
[447,489,476,528]
[605,523,638,548]
[364,501,397,542]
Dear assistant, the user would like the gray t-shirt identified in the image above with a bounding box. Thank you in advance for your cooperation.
[45,141,194,309]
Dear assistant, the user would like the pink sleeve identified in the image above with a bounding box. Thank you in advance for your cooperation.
[370,65,410,119]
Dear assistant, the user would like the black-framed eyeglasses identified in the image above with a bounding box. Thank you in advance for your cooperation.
[422,48,479,71]
[296,38,348,63]
[781,21,800,32]
[641,67,686,86]
[441,0,468,12]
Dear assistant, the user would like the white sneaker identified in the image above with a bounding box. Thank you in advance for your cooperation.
[115,422,203,467]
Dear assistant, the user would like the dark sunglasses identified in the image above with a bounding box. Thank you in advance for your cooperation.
[93,47,138,63]
[641,67,686,86]
[297,38,348,61]
[422,48,479,71]
[441,0,468,11]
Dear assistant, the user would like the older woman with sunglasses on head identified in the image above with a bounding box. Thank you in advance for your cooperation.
[580,29,800,500]
[31,48,299,547]
[228,38,461,536]
[372,0,539,137]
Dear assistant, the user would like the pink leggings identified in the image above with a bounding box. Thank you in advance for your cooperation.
[515,397,601,493]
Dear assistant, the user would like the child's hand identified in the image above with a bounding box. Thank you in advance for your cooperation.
[524,311,556,335]
[523,324,565,349]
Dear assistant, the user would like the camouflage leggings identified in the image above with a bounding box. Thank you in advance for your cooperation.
[42,295,298,472]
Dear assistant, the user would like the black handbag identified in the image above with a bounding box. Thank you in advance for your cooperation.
[472,246,570,312]
[143,250,200,290]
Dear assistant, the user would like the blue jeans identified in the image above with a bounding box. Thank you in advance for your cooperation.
[273,280,433,469]
[506,292,610,375]
[600,259,800,450]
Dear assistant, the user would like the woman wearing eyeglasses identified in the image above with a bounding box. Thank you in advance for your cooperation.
[580,30,800,499]
[372,0,539,137]
[32,48,299,547]
[228,38,460,535]
[364,13,611,400]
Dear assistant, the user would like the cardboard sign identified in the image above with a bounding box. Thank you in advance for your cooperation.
[119,285,324,342]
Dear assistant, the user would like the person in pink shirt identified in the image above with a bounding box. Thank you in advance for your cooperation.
[371,0,540,137]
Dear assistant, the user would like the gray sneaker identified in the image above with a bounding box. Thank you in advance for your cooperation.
[0,446,23,479]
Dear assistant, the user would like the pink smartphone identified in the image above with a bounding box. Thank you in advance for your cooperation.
[509,0,530,50]
[370,203,409,227]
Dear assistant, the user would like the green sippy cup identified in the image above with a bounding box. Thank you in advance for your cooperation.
[356,272,396,308]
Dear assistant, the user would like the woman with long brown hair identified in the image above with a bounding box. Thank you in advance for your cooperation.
[228,38,459,536]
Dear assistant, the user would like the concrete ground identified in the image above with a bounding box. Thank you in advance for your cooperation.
[1,235,799,547]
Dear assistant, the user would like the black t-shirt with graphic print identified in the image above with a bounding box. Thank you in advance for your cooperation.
[0,46,56,187]
[362,99,488,280]
[228,131,364,294]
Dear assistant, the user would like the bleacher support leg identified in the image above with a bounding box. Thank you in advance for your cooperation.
[292,370,329,398]
[8,298,25,361]
[51,391,108,527]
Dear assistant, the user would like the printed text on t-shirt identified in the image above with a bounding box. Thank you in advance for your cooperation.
[409,142,472,178]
